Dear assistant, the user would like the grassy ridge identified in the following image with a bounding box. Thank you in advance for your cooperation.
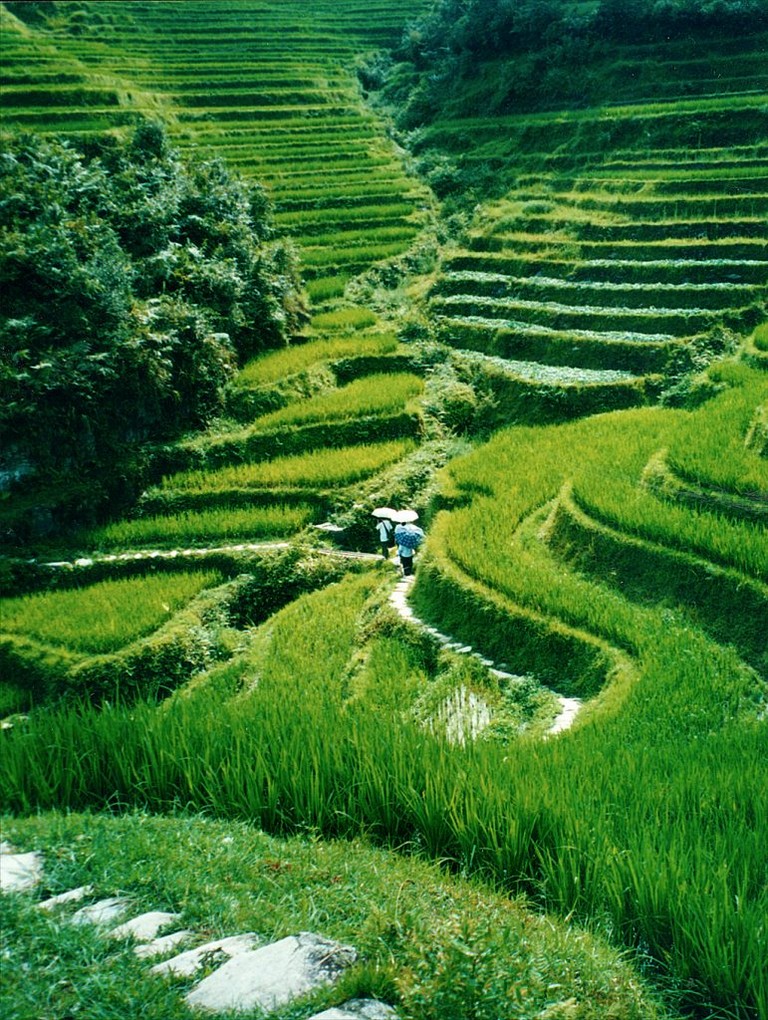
[0,812,672,1020]
[1,607,763,1016]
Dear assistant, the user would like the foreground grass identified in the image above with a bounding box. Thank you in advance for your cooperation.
[0,812,675,1020]
[2,573,765,1017]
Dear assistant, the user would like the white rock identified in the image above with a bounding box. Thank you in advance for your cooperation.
[71,896,130,926]
[108,910,181,942]
[437,685,492,745]
[548,697,582,735]
[151,932,260,978]
[184,932,357,1014]
[37,885,93,910]
[308,999,399,1020]
[0,851,43,893]
[135,929,193,959]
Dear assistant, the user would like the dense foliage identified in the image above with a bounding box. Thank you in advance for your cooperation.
[401,0,767,60]
[384,0,768,123]
[0,124,303,527]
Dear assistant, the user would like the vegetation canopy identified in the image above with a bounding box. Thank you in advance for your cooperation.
[0,124,304,522]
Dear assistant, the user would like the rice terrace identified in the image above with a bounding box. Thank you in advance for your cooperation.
[0,0,766,1017]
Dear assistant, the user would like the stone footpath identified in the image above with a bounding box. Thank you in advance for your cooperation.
[0,840,396,1017]
[39,543,581,735]
[388,574,581,737]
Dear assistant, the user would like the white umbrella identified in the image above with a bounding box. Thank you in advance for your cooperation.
[371,507,397,519]
[392,509,419,523]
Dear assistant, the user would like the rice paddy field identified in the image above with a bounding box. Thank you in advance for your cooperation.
[1,2,767,1018]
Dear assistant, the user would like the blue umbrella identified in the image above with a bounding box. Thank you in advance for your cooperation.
[395,524,424,549]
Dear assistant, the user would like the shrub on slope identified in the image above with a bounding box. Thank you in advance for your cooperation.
[0,124,304,527]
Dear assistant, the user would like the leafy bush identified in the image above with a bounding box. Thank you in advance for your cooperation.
[0,127,304,524]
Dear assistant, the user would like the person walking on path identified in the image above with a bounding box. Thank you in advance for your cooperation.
[372,507,397,559]
[393,509,424,577]
[375,516,394,558]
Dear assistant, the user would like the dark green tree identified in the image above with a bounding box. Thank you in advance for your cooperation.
[0,125,304,534]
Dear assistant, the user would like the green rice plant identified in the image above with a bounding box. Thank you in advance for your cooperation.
[573,417,768,581]
[310,307,378,331]
[298,225,419,248]
[247,372,423,430]
[233,571,381,703]
[156,439,416,493]
[431,293,717,338]
[279,200,415,224]
[544,486,768,669]
[306,274,350,301]
[663,364,768,496]
[301,241,417,270]
[0,572,221,655]
[234,333,398,387]
[440,388,763,583]
[0,813,670,1020]
[754,322,768,352]
[82,504,314,550]
[1,624,762,1014]
[426,364,768,664]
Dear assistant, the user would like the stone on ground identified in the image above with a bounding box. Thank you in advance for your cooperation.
[108,910,181,942]
[151,932,260,978]
[37,885,93,910]
[71,896,131,926]
[309,999,399,1019]
[184,931,357,1014]
[0,850,43,893]
[134,928,193,959]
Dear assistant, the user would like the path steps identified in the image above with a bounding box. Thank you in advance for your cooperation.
[35,544,582,734]
[388,574,582,736]
[0,844,397,1017]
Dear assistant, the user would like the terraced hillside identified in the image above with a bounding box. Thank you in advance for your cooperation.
[0,0,434,301]
[413,28,767,412]
[2,3,768,1019]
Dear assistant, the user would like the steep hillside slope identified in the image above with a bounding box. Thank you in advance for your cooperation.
[394,27,767,412]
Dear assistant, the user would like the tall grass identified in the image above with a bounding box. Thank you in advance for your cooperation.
[664,363,768,495]
[83,504,314,550]
[1,630,764,1015]
[248,373,423,430]
[306,275,350,301]
[573,413,768,580]
[157,440,416,493]
[234,333,398,387]
[310,307,378,331]
[0,811,670,1020]
[0,571,221,654]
